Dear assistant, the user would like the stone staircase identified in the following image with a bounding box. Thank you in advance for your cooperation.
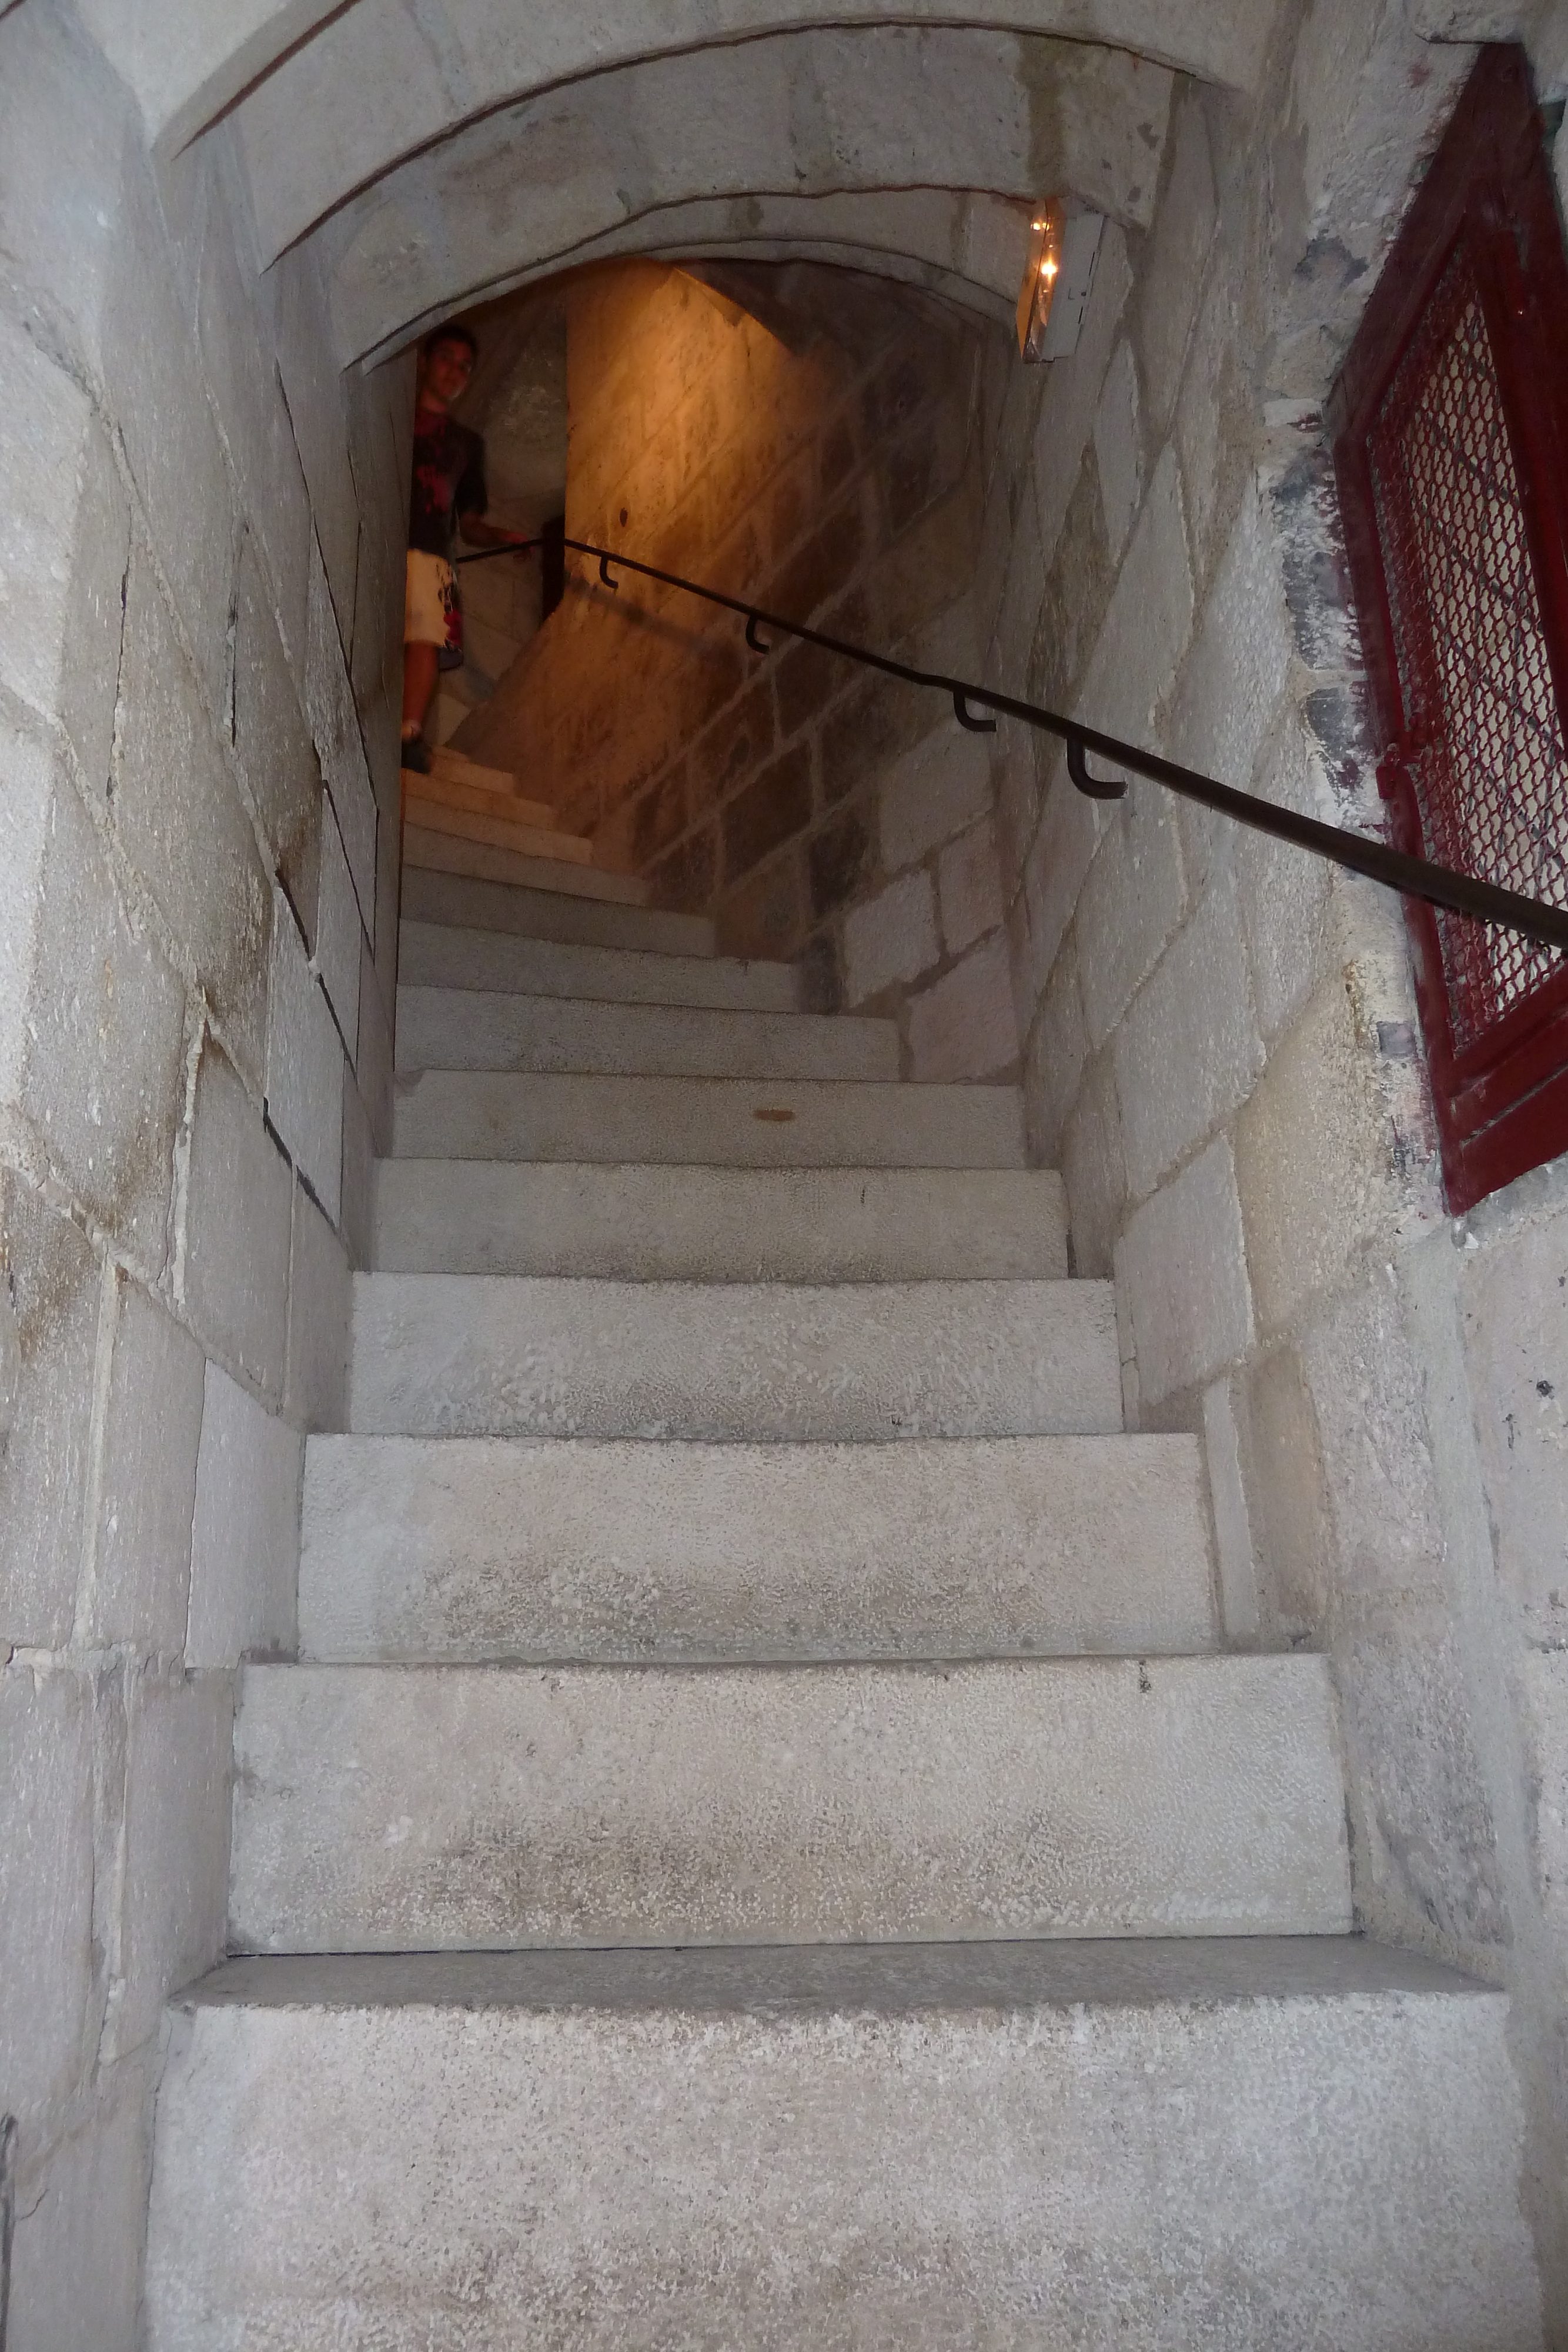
[402,747,645,901]
[143,865,1538,2345]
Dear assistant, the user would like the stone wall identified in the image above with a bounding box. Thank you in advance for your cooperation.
[0,5,407,2339]
[459,261,1018,1070]
[971,2,1568,2322]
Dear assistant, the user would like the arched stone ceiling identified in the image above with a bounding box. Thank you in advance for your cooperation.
[367,188,1035,362]
[81,0,1284,166]
[319,27,1169,363]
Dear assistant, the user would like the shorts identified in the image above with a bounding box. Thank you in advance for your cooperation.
[404,550,464,670]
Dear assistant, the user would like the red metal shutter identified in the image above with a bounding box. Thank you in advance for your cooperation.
[1330,45,1568,1210]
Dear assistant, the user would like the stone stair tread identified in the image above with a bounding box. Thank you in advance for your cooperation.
[402,794,595,864]
[148,1936,1536,2349]
[394,986,901,1081]
[299,1431,1216,1663]
[405,767,558,828]
[347,1272,1122,1439]
[392,1070,1029,1167]
[228,1653,1351,1953]
[371,1162,1069,1280]
[403,825,651,905]
[397,920,800,1010]
[401,865,708,950]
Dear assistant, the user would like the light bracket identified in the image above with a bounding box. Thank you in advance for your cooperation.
[1017,204,1105,363]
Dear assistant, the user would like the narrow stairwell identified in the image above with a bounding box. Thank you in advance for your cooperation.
[145,864,1538,2344]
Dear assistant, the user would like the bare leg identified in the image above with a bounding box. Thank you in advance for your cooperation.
[402,640,440,738]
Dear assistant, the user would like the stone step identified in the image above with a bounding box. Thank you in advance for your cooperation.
[146,1940,1539,2351]
[401,865,712,955]
[372,1164,1069,1280]
[405,767,557,829]
[403,824,651,906]
[394,987,901,1081]
[228,1654,1350,1952]
[399,919,800,1010]
[402,795,594,865]
[299,1432,1216,1665]
[428,743,529,792]
[348,1274,1121,1439]
[392,1071,1028,1167]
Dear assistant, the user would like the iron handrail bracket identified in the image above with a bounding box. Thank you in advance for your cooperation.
[453,533,1568,954]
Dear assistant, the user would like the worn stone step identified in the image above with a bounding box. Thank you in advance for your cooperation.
[372,1164,1069,1280]
[403,823,650,904]
[348,1275,1121,1439]
[146,1940,1539,2351]
[399,920,800,1010]
[401,865,713,955]
[228,1654,1350,1952]
[402,796,594,864]
[404,767,557,829]
[392,1070,1028,1167]
[394,988,901,1081]
[299,1432,1216,1663]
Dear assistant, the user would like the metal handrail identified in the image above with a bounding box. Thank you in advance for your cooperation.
[456,533,1568,954]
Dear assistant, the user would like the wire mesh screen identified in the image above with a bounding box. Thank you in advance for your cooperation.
[1368,242,1568,1051]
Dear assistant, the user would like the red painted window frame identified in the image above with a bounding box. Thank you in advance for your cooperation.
[1329,43,1568,1212]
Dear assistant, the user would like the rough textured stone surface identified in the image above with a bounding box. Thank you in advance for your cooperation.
[299,1432,1215,1663]
[396,988,899,1083]
[285,1182,351,1432]
[843,869,941,1004]
[145,1940,1540,2350]
[400,867,714,956]
[936,816,1004,957]
[373,1162,1068,1283]
[1114,870,1265,1202]
[0,1664,99,2124]
[229,1655,1349,1950]
[0,1175,102,1648]
[393,1069,1028,1168]
[1115,1139,1255,1408]
[398,922,798,1011]
[181,1041,293,1399]
[109,1668,233,2058]
[265,893,344,1224]
[186,1365,303,1668]
[907,936,1019,1081]
[86,1279,206,1651]
[349,1274,1123,1441]
[878,724,994,872]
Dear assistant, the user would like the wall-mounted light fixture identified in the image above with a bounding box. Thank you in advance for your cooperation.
[1017,202,1105,364]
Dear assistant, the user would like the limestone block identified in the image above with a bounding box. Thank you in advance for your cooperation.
[1075,788,1188,1048]
[265,894,343,1225]
[356,952,394,1154]
[1114,870,1265,1201]
[312,799,362,1054]
[0,6,126,375]
[877,722,993,872]
[277,254,358,635]
[232,532,320,940]
[285,1182,350,1434]
[6,734,185,1262]
[1032,220,1134,566]
[305,539,378,931]
[397,922,800,1013]
[396,989,899,1085]
[0,312,129,784]
[1300,1272,1449,1609]
[1235,720,1334,1043]
[349,1274,1123,1441]
[101,152,235,720]
[1076,446,1194,751]
[1202,1375,1261,1641]
[6,2048,150,2352]
[1061,1048,1127,1279]
[340,1058,375,1277]
[1246,1343,1335,1634]
[107,1666,232,2060]
[937,816,1004,955]
[1333,1605,1509,1952]
[186,1361,302,1668]
[1233,977,1399,1340]
[1519,1647,1568,1954]
[180,1041,292,1399]
[1024,938,1088,1165]
[0,719,51,1115]
[0,1664,97,2121]
[1169,486,1293,855]
[1173,252,1242,577]
[1115,1137,1255,1408]
[86,1278,205,1652]
[1136,91,1218,431]
[0,1175,102,1649]
[843,869,940,1005]
[1460,1211,1568,1644]
[1092,339,1142,562]
[196,185,313,671]
[114,553,272,1084]
[1022,770,1101,988]
[908,937,1018,1082]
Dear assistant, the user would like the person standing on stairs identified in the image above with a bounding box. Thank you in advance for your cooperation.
[401,321,531,773]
